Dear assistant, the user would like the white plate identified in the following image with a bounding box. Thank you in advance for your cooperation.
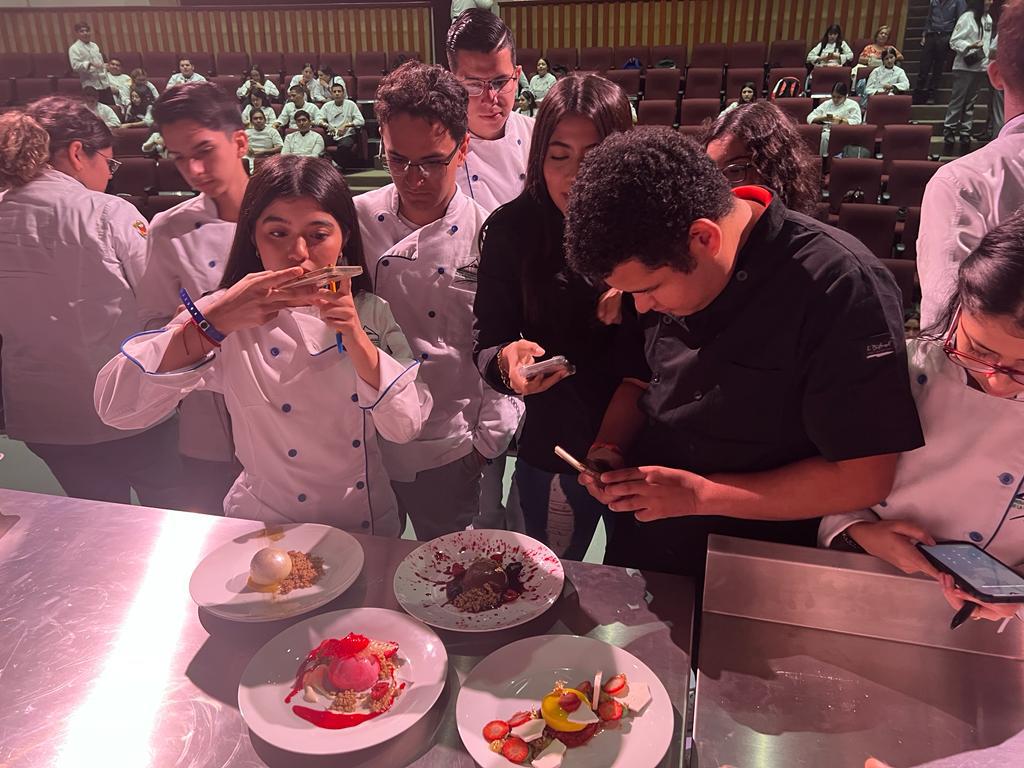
[457,635,673,768]
[238,607,448,754]
[393,530,564,632]
[189,523,364,622]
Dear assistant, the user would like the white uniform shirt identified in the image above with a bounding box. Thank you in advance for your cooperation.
[68,39,109,90]
[288,75,329,102]
[94,293,431,535]
[276,100,322,130]
[864,64,911,95]
[0,168,149,445]
[282,129,325,157]
[950,11,993,72]
[918,114,1024,327]
[451,0,499,19]
[91,102,121,128]
[528,73,557,101]
[109,73,133,107]
[246,126,283,154]
[242,104,276,127]
[134,193,237,461]
[355,184,523,480]
[167,71,208,88]
[457,110,535,214]
[320,99,365,138]
[806,40,855,66]
[807,97,863,155]
[236,79,280,101]
[819,339,1024,567]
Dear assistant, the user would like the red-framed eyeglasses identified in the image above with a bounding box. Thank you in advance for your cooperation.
[941,306,1024,385]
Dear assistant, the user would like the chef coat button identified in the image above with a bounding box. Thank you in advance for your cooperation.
[382,258,389,266]
[517,139,522,145]
[297,493,307,502]
[735,270,748,282]
[437,267,445,274]
[287,449,297,458]
[999,472,1015,485]
[651,373,661,384]
[194,222,203,229]
[428,310,436,318]
[969,531,984,542]
[421,352,429,360]
[356,481,365,489]
[519,173,526,180]
[377,214,385,222]
[662,315,672,325]
[281,403,292,413]
[351,393,358,402]
[471,174,479,181]
[352,439,361,448]
[361,520,370,529]
[208,260,216,268]
[270,346,280,357]
[693,391,703,400]
[449,225,458,234]
[917,374,928,385]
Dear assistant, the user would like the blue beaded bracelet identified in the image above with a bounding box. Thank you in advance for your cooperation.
[179,287,226,344]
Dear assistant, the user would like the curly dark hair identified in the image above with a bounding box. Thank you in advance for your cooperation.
[374,60,468,143]
[700,101,820,215]
[564,127,735,280]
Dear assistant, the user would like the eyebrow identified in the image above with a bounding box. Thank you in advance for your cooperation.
[262,216,336,227]
[548,140,600,151]
[964,329,1024,364]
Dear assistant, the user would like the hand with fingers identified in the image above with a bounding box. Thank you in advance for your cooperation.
[313,277,381,387]
[845,520,939,577]
[938,573,1021,623]
[500,340,572,396]
[580,464,706,522]
[204,267,318,335]
[596,288,623,325]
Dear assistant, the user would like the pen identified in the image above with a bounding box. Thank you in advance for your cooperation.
[950,602,976,630]
[329,280,345,353]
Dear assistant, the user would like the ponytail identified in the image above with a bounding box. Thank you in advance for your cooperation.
[0,112,50,188]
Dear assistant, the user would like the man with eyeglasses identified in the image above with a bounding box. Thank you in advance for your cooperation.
[446,9,534,214]
[354,61,522,541]
[133,81,251,515]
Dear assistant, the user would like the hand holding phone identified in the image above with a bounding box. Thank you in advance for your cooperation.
[500,342,573,396]
[554,445,611,478]
[917,542,1024,603]
[520,355,576,382]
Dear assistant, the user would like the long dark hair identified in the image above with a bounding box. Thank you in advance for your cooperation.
[969,0,988,27]
[128,86,154,120]
[820,23,845,50]
[700,101,819,215]
[219,155,372,293]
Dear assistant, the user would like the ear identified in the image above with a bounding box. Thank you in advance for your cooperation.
[988,60,1004,92]
[687,218,723,262]
[455,132,471,168]
[65,140,87,172]
[232,129,249,159]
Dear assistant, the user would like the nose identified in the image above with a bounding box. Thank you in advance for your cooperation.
[288,236,310,264]
[633,294,655,314]
[187,157,205,178]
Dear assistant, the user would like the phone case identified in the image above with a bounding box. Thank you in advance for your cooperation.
[281,265,364,289]
[554,445,598,477]
[917,542,1024,604]
[520,356,576,381]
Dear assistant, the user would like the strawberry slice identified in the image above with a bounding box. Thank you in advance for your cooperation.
[370,681,391,701]
[336,633,371,655]
[482,720,510,741]
[500,736,530,764]
[576,681,594,699]
[557,692,581,712]
[507,710,534,728]
[598,699,624,721]
[603,673,627,696]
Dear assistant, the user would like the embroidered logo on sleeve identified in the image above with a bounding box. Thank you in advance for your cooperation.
[132,220,149,239]
[864,334,896,360]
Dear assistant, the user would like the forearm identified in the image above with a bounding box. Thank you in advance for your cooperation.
[157,321,219,372]
[347,332,381,390]
[593,379,648,452]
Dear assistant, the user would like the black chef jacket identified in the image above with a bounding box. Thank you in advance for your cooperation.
[607,186,924,579]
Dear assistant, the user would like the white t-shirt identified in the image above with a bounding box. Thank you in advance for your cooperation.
[282,129,325,157]
[456,110,535,214]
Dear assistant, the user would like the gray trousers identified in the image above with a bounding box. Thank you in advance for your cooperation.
[392,451,483,541]
[472,452,525,533]
[944,70,987,140]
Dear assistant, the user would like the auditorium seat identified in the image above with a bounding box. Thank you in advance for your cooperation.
[866,95,913,134]
[828,158,883,212]
[0,79,11,106]
[880,258,917,312]
[151,77,169,95]
[353,51,387,76]
[898,206,921,260]
[827,124,878,157]
[650,45,687,69]
[32,52,70,78]
[614,46,650,69]
[880,126,934,172]
[519,48,542,71]
[643,68,682,100]
[546,47,578,72]
[111,157,157,196]
[14,78,54,104]
[809,67,852,97]
[109,52,143,72]
[884,160,941,208]
[579,47,613,73]
[319,52,352,75]
[795,124,823,155]
[217,52,250,77]
[768,67,808,95]
[774,97,814,123]
[284,52,319,75]
[604,69,641,99]
[725,68,765,99]
[339,75,356,100]
[184,52,214,77]
[389,51,422,68]
[690,43,726,69]
[156,160,193,193]
[251,52,283,77]
[727,42,767,68]
[683,68,722,99]
[355,75,382,102]
[0,53,32,79]
[679,98,720,126]
[769,40,808,68]
[211,75,241,92]
[837,203,898,260]
[55,78,82,96]
[145,194,192,219]
[852,39,874,61]
[637,99,677,126]
[143,52,179,78]
[113,127,151,158]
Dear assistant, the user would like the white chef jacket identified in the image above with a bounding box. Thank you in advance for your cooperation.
[282,129,325,157]
[237,79,280,101]
[320,99,364,138]
[918,113,1024,328]
[451,0,499,19]
[68,39,109,90]
[528,73,557,101]
[806,40,855,66]
[241,104,276,127]
[457,110,535,214]
[91,102,121,128]
[807,97,863,155]
[819,339,1024,568]
[141,81,160,100]
[288,75,330,103]
[0,168,149,445]
[246,126,283,154]
[276,101,322,130]
[109,73,133,107]
[134,193,237,462]
[865,64,911,95]
[167,72,208,88]
[94,293,431,536]
[355,184,523,481]
[950,11,993,72]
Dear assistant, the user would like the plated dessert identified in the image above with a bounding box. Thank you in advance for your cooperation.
[248,546,324,595]
[445,553,527,613]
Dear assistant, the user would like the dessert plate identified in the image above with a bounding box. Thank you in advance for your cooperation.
[393,530,564,632]
[238,607,448,754]
[189,522,363,622]
[457,634,673,768]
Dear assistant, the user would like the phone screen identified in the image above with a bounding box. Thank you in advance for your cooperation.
[920,543,1024,598]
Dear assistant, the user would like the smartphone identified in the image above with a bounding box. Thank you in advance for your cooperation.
[553,446,612,478]
[519,355,576,382]
[281,265,364,290]
[917,542,1024,603]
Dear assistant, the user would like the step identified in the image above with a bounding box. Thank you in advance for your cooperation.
[912,102,991,121]
[930,135,991,160]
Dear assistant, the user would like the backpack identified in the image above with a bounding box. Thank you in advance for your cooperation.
[655,58,677,69]
[622,57,643,70]
[771,77,803,99]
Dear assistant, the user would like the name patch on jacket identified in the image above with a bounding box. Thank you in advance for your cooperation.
[864,334,896,360]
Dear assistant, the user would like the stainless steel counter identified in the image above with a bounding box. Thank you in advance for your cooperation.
[694,535,1024,768]
[0,489,694,768]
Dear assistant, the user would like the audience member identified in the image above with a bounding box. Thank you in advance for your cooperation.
[701,101,820,215]
[944,0,995,154]
[281,111,325,157]
[807,23,854,67]
[516,90,537,116]
[865,48,911,95]
[106,57,133,110]
[308,67,335,104]
[320,82,364,168]
[857,25,905,66]
[121,87,155,129]
[83,86,121,128]
[167,57,208,88]
[95,155,429,533]
[245,110,283,172]
[0,98,183,506]
[918,0,1024,327]
[563,127,922,590]
[720,81,757,115]
[356,61,521,540]
[915,0,968,104]
[529,58,558,101]
[451,0,500,20]
[241,89,276,127]
[288,63,318,94]
[275,84,322,130]
[67,21,114,105]
[141,131,166,157]
[131,68,161,101]
[808,81,862,155]
[473,75,632,559]
[237,66,279,101]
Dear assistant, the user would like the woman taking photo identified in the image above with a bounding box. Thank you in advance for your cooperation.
[473,75,633,560]
[0,97,183,506]
[943,0,995,155]
[95,155,431,535]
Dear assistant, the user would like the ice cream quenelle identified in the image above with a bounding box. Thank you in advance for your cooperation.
[249,547,292,585]
[247,547,324,595]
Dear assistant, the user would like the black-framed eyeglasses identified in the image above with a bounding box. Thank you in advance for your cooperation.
[380,143,460,178]
[105,157,122,176]
[721,161,753,185]
[458,74,517,97]
[941,306,1024,386]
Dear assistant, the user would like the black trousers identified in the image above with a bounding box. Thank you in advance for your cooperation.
[914,32,952,102]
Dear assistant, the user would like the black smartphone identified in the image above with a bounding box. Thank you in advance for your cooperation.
[916,542,1024,603]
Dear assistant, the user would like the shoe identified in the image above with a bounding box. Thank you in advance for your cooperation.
[943,139,955,156]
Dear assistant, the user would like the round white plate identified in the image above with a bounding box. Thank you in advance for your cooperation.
[456,634,673,768]
[238,607,448,755]
[393,530,564,632]
[189,522,364,622]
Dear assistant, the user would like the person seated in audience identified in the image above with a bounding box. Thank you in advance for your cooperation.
[241,88,276,128]
[451,0,501,20]
[563,126,922,592]
[131,68,160,101]
[819,210,1024,627]
[808,81,862,155]
[288,63,317,95]
[141,131,167,158]
[719,81,758,116]
[167,57,208,88]
[0,98,185,508]
[865,48,911,95]
[94,155,431,533]
[106,58,134,112]
[275,84,321,131]
[68,21,115,105]
[121,86,155,129]
[320,82,364,168]
[473,74,633,560]
[82,86,121,128]
[857,24,905,67]
[807,23,855,67]
[529,57,557,101]
[244,110,283,172]
[308,66,335,104]
[355,61,521,541]
[281,111,324,157]
[516,89,537,116]
[236,65,279,101]
[701,101,820,215]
